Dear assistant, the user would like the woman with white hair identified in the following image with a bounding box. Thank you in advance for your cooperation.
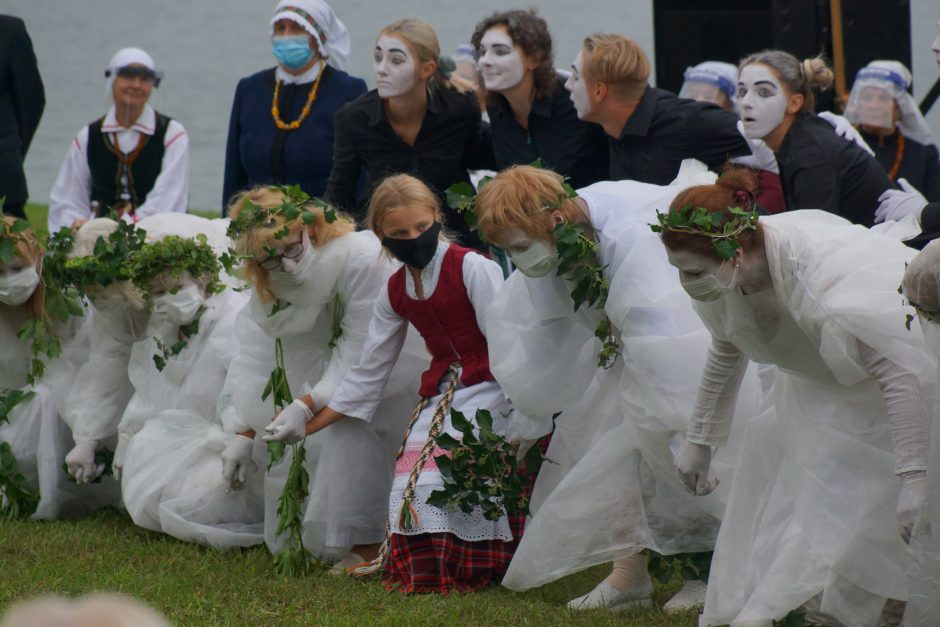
[48,47,189,234]
[846,60,940,200]
[222,0,366,214]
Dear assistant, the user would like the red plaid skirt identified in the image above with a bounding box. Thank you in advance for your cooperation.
[382,435,549,594]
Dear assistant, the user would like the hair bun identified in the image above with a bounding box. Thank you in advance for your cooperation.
[801,56,834,91]
[716,166,760,196]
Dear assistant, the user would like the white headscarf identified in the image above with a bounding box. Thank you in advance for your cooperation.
[845,60,931,144]
[105,47,157,91]
[679,61,738,103]
[270,0,350,71]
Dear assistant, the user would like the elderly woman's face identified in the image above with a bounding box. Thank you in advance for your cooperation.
[273,18,316,50]
[856,86,899,130]
[112,64,154,111]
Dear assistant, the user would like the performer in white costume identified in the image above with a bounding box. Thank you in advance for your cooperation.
[117,220,261,548]
[0,216,113,519]
[900,242,940,627]
[660,168,935,626]
[219,186,420,569]
[475,163,756,611]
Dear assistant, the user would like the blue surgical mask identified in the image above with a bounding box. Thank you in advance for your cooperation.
[272,36,314,69]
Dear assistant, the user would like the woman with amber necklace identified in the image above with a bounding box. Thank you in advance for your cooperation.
[222,0,366,214]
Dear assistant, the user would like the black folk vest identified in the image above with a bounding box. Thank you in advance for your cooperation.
[86,112,170,215]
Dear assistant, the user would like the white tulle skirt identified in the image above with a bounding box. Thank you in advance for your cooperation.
[121,410,265,548]
[0,383,120,519]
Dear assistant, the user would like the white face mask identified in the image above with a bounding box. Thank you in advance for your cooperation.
[267,233,318,299]
[737,64,789,140]
[565,51,592,120]
[509,240,558,278]
[680,260,738,302]
[478,28,525,92]
[152,284,205,326]
[0,266,39,306]
[373,35,416,98]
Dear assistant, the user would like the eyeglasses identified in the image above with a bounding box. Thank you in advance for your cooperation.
[257,241,304,270]
[106,65,164,87]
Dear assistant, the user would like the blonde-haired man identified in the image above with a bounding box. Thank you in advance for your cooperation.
[565,33,750,183]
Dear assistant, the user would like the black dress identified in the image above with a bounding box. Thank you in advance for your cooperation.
[775,113,892,227]
[486,76,608,189]
[324,87,495,249]
[860,128,940,202]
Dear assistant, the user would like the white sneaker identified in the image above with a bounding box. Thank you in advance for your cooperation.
[327,552,365,576]
[663,579,707,613]
[567,578,654,611]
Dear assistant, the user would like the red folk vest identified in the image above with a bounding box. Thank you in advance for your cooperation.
[388,245,494,397]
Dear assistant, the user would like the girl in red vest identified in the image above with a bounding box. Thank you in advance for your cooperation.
[264,173,526,592]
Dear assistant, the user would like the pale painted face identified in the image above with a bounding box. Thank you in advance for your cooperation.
[737,63,789,140]
[565,50,593,120]
[496,227,558,278]
[932,19,940,69]
[664,248,723,284]
[373,35,416,98]
[478,27,526,92]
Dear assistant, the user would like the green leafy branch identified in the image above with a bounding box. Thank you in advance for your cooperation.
[426,409,548,521]
[55,220,146,295]
[0,389,34,427]
[0,442,38,519]
[226,184,339,243]
[151,307,206,371]
[127,234,224,297]
[552,221,621,369]
[262,337,313,577]
[650,204,759,260]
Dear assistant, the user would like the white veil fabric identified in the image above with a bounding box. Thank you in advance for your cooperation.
[691,210,937,626]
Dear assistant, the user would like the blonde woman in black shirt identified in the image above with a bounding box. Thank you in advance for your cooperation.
[324,18,493,249]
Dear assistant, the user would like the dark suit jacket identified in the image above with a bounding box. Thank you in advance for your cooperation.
[0,15,45,215]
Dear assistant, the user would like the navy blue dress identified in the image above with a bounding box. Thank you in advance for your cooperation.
[222,65,366,214]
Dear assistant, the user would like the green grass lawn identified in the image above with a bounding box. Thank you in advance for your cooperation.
[0,510,699,626]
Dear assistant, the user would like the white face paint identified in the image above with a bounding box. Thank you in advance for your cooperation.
[478,27,525,92]
[499,228,558,278]
[373,35,416,98]
[736,64,789,140]
[565,51,593,120]
[932,19,940,69]
[665,248,737,302]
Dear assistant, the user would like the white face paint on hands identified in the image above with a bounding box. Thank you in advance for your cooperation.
[932,19,940,69]
[478,27,525,92]
[373,35,416,98]
[565,51,592,120]
[737,64,789,140]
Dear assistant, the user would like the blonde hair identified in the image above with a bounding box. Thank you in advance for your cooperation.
[72,217,147,312]
[379,18,476,95]
[2,215,44,320]
[366,174,450,242]
[0,593,170,627]
[228,186,355,303]
[581,33,650,101]
[740,50,833,113]
[475,166,584,243]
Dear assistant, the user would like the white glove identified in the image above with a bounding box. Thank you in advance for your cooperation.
[506,409,550,460]
[818,111,875,156]
[262,398,313,445]
[897,471,926,543]
[674,441,718,496]
[112,433,131,481]
[220,434,256,492]
[875,179,928,224]
[732,121,779,173]
[65,441,103,485]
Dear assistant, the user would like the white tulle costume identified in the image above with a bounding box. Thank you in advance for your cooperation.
[684,211,935,627]
[0,294,115,518]
[487,176,757,590]
[218,230,422,558]
[900,240,940,627]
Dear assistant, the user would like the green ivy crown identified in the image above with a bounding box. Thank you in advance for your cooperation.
[651,204,759,260]
[128,234,224,297]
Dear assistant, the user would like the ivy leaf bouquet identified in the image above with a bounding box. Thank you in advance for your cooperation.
[426,409,548,521]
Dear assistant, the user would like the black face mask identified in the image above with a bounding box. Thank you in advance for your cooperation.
[382,222,442,269]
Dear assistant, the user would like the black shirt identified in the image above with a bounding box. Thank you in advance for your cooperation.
[487,77,608,188]
[861,129,940,202]
[324,87,494,248]
[776,114,892,227]
[609,86,750,184]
